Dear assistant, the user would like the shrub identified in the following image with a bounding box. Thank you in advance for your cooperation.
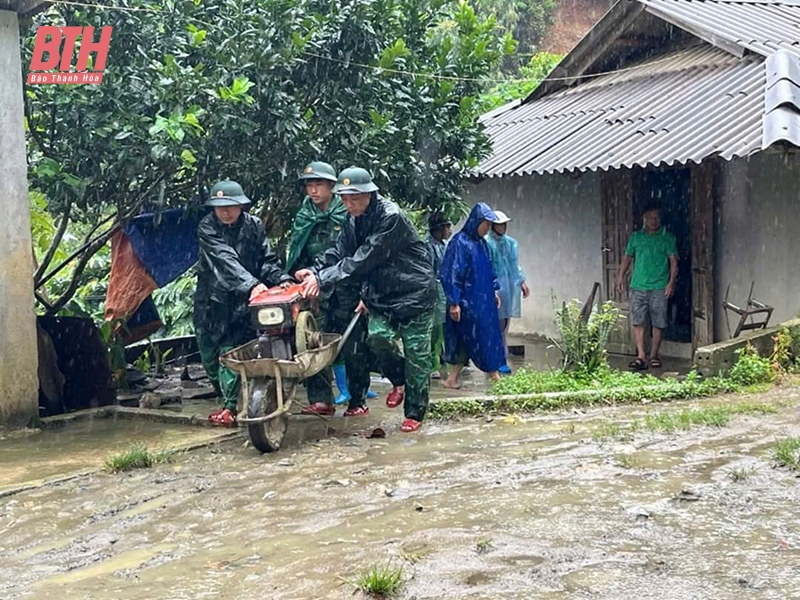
[728,343,776,386]
[550,295,621,375]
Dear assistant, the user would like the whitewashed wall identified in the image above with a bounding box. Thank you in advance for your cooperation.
[715,151,800,340]
[464,171,603,339]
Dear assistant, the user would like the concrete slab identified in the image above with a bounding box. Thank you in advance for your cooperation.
[694,318,800,377]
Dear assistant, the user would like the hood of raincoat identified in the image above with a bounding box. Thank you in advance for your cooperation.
[462,203,500,239]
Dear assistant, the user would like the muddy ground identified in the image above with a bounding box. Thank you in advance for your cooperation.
[2,383,800,599]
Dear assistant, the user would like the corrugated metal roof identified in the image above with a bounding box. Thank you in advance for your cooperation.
[476,0,800,178]
[478,46,765,176]
[641,0,800,58]
[763,49,800,146]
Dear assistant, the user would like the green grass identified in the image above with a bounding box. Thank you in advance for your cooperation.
[643,407,732,432]
[592,422,630,442]
[771,438,800,470]
[727,466,758,481]
[742,382,774,394]
[104,443,176,473]
[491,366,662,396]
[428,371,744,420]
[616,454,640,469]
[399,548,429,564]
[347,563,404,598]
[590,402,779,443]
[642,403,778,433]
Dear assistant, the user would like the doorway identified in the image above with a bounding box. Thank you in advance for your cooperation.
[601,164,714,356]
[635,167,692,344]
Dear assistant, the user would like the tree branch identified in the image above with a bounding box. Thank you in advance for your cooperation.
[24,96,54,159]
[35,291,53,312]
[34,198,72,284]
[44,223,121,316]
[37,174,167,291]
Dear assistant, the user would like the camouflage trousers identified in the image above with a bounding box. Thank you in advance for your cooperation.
[305,300,371,408]
[196,329,240,411]
[367,310,434,421]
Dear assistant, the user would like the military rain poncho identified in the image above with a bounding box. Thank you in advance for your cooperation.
[313,194,436,323]
[193,211,291,346]
[440,203,505,373]
[285,195,348,273]
[427,234,447,324]
[486,230,526,320]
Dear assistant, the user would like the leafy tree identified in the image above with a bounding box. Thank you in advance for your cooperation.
[477,51,561,113]
[24,0,512,315]
[472,0,556,63]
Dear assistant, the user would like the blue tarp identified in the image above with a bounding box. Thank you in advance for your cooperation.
[124,208,200,287]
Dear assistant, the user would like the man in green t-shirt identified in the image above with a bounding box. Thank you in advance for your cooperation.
[616,206,678,370]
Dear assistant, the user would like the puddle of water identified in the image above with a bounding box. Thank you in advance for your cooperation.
[0,418,224,489]
[499,554,546,568]
[33,543,175,588]
[465,571,496,585]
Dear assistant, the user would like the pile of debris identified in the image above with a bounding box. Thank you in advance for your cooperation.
[117,364,216,411]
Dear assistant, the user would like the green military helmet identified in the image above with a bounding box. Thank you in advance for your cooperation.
[333,167,379,195]
[206,180,251,207]
[298,161,337,182]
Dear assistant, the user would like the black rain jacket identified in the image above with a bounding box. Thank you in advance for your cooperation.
[193,211,291,344]
[313,194,435,325]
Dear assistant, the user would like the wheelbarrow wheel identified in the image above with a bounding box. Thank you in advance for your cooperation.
[247,378,288,453]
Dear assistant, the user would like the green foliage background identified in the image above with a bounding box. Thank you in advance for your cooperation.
[25,0,560,335]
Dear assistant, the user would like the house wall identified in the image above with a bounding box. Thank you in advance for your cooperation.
[715,151,800,341]
[464,171,602,339]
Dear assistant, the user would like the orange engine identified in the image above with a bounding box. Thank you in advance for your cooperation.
[249,283,307,330]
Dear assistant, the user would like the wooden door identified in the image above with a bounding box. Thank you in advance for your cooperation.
[601,168,636,355]
[690,161,715,349]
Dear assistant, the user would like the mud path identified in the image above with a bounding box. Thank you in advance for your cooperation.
[2,386,800,599]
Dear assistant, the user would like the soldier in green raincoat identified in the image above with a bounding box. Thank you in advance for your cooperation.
[426,212,452,379]
[296,168,436,433]
[286,162,375,416]
[194,180,292,427]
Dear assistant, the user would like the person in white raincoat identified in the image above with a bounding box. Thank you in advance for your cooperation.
[485,211,529,374]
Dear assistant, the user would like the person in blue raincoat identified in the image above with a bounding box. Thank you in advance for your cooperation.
[485,210,530,374]
[440,203,505,388]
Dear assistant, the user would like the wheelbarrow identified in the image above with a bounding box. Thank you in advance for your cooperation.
[219,284,361,453]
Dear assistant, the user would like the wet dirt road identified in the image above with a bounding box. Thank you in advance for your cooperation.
[3,385,800,599]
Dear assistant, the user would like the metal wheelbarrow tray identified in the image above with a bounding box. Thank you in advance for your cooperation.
[219,332,341,452]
